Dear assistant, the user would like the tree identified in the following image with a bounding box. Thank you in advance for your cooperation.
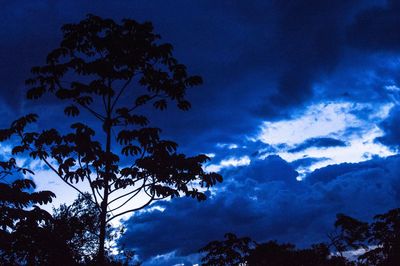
[0,154,56,265]
[199,233,350,266]
[49,193,101,263]
[332,208,400,266]
[199,233,253,266]
[48,193,140,265]
[7,14,222,263]
[247,242,349,266]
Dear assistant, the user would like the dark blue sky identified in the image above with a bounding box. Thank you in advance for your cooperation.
[1,1,400,265]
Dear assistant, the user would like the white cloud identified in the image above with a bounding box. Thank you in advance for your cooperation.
[205,155,251,172]
[256,101,396,178]
[385,85,400,92]
[216,143,239,149]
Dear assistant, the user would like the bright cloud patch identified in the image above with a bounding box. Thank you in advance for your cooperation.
[256,101,395,178]
[205,155,251,172]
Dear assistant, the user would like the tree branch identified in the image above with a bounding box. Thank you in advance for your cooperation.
[107,187,143,213]
[40,156,99,209]
[106,193,155,223]
[80,155,100,209]
[108,180,146,204]
[55,80,106,121]
[110,76,133,112]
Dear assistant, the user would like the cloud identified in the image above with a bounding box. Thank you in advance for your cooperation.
[376,106,400,149]
[120,154,400,265]
[204,155,251,172]
[255,101,395,177]
[257,102,359,146]
[288,137,346,153]
[347,0,400,52]
[290,157,329,169]
[0,0,390,150]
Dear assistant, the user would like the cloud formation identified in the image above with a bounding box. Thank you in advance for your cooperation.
[288,137,346,153]
[376,106,400,149]
[348,0,400,52]
[121,155,400,264]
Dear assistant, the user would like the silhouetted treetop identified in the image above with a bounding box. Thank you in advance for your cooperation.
[199,233,253,266]
[26,14,201,116]
[332,208,400,266]
[199,233,349,266]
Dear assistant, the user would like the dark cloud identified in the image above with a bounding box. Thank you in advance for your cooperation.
[254,0,377,116]
[290,157,329,169]
[305,158,382,184]
[120,155,400,264]
[376,106,400,148]
[288,137,347,153]
[348,0,400,52]
[0,0,385,147]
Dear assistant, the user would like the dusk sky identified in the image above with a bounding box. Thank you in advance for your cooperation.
[1,1,400,265]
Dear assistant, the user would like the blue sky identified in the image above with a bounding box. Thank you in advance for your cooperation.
[1,1,400,265]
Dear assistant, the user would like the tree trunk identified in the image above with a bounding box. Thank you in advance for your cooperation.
[97,200,108,264]
[97,115,112,264]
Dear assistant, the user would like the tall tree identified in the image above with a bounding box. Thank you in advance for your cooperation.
[10,14,222,263]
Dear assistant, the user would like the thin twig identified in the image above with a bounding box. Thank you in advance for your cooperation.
[110,76,133,112]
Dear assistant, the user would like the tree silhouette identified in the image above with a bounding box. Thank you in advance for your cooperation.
[199,233,253,265]
[199,233,350,266]
[0,151,55,264]
[332,208,400,266]
[7,14,222,263]
[49,193,101,263]
[46,193,139,265]
[247,242,349,266]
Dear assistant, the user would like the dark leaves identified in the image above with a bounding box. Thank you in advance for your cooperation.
[153,99,167,110]
[12,145,29,155]
[64,105,80,117]
[135,94,151,106]
[121,145,141,156]
[10,114,38,132]
[12,179,36,190]
[177,100,191,111]
[0,114,39,142]
[26,86,46,100]
[116,108,149,126]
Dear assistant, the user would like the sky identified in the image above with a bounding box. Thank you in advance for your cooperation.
[1,0,400,265]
